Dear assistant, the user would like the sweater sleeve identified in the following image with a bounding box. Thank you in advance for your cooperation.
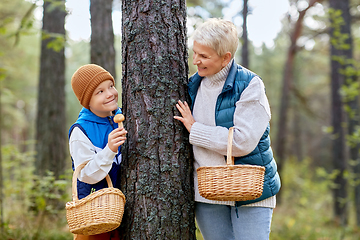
[189,76,271,157]
[69,127,117,184]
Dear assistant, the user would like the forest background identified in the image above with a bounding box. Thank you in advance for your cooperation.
[1,0,360,239]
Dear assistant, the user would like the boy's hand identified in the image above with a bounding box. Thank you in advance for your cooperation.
[108,127,127,153]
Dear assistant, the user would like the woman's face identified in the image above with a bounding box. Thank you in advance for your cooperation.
[192,41,229,77]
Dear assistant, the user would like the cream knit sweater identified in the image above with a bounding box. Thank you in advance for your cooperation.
[190,60,276,208]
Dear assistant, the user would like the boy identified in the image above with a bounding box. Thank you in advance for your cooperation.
[69,64,127,240]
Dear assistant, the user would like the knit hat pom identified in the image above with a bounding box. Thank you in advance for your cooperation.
[71,64,114,109]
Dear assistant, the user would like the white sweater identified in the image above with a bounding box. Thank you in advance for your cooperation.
[190,60,276,208]
[69,127,118,184]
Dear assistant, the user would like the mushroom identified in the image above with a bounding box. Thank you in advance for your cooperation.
[114,114,125,128]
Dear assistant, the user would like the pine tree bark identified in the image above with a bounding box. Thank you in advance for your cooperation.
[119,0,195,239]
[35,0,66,178]
[90,0,116,79]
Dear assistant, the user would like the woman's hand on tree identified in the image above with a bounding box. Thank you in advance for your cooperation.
[174,100,195,133]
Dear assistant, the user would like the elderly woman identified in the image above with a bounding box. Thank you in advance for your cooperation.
[174,18,281,240]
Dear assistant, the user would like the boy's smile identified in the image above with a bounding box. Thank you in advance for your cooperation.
[89,80,118,118]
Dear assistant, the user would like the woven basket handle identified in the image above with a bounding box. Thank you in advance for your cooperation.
[72,160,113,201]
[226,127,235,165]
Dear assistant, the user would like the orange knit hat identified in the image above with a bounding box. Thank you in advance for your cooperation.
[71,64,115,109]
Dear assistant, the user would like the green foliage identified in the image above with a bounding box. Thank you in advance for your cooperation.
[329,6,360,103]
[329,9,351,51]
[346,126,360,148]
[341,79,360,103]
[0,224,72,240]
[0,68,6,82]
[0,0,40,147]
[10,2,37,47]
[270,159,360,240]
[1,143,72,239]
[45,0,66,13]
[29,171,69,214]
[329,5,360,168]
[42,31,65,52]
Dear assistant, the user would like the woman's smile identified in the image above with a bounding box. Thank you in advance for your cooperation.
[192,41,227,77]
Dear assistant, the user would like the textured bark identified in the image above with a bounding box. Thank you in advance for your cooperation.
[90,0,116,79]
[119,0,195,239]
[35,0,66,178]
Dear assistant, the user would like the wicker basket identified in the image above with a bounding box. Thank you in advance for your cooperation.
[66,161,126,235]
[197,127,265,201]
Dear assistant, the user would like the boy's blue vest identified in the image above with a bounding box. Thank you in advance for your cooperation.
[188,61,281,206]
[68,108,122,199]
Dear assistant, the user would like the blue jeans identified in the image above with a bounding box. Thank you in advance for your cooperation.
[195,202,273,240]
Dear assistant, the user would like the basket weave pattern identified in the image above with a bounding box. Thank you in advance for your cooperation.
[66,162,126,235]
[197,127,265,202]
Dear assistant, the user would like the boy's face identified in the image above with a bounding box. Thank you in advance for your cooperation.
[89,80,118,118]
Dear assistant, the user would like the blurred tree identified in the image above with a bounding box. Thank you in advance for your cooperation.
[0,0,40,228]
[334,0,360,227]
[90,0,116,79]
[329,0,354,226]
[0,0,39,148]
[35,0,66,178]
[241,0,249,68]
[274,0,323,203]
[119,0,195,239]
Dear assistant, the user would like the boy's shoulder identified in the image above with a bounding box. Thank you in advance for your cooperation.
[76,108,110,124]
[69,108,97,139]
[69,123,88,139]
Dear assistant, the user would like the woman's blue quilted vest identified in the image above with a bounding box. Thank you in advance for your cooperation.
[188,61,281,206]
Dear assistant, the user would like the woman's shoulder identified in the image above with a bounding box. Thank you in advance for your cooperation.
[235,64,258,82]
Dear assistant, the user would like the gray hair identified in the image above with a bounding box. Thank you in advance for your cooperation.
[192,18,238,59]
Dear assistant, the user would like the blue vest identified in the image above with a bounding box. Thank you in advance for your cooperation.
[69,108,122,199]
[188,61,281,206]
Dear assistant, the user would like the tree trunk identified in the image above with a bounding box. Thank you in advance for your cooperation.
[35,0,66,178]
[241,0,249,68]
[335,0,360,227]
[90,0,116,79]
[329,0,352,226]
[275,0,321,203]
[119,0,195,239]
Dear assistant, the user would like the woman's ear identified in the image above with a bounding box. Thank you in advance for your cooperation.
[222,52,232,67]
